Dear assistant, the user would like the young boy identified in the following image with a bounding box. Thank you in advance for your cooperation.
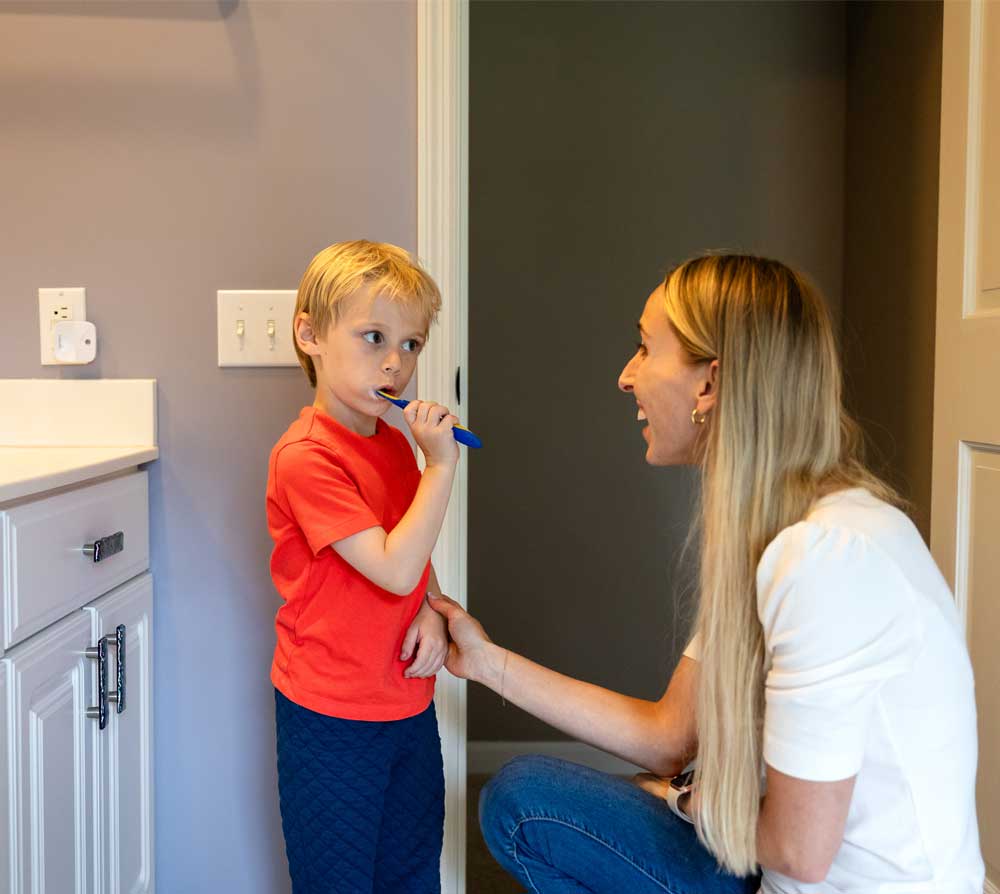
[266,241,460,893]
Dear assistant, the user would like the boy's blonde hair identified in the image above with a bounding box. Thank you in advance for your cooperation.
[294,240,442,387]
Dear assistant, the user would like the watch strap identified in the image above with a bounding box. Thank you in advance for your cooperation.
[666,784,694,824]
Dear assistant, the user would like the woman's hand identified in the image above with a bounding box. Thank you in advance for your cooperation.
[400,596,449,678]
[631,772,673,799]
[631,773,699,821]
[426,592,498,684]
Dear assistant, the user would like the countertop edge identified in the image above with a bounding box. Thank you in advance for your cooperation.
[0,447,160,505]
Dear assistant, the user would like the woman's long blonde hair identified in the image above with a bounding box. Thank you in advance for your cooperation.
[665,254,897,875]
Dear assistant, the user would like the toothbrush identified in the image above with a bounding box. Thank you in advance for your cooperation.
[376,390,483,449]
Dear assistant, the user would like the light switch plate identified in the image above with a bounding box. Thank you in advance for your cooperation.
[38,287,87,365]
[217,290,298,367]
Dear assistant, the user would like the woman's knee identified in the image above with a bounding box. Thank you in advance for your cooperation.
[480,755,541,825]
[479,756,569,848]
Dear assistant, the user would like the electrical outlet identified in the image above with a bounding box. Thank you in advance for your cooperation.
[39,287,87,365]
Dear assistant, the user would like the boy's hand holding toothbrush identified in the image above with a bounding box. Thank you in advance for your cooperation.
[378,390,483,450]
[402,399,461,467]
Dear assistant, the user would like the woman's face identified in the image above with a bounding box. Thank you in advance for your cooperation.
[618,285,717,466]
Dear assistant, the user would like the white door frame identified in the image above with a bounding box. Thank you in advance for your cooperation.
[417,2,469,892]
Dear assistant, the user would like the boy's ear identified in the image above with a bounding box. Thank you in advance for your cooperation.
[294,312,322,357]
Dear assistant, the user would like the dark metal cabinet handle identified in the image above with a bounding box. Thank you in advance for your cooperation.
[86,637,108,730]
[82,531,124,563]
[85,624,127,727]
[110,624,126,713]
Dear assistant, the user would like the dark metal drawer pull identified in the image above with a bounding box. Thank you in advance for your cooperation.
[82,531,124,563]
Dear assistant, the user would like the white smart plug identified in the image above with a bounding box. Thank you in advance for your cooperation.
[52,320,98,364]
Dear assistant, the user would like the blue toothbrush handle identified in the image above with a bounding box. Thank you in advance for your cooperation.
[452,426,483,449]
[377,391,483,449]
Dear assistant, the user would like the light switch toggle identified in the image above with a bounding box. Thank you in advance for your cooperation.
[236,319,246,340]
[267,319,276,350]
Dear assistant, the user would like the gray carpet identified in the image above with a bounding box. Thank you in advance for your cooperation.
[467,773,525,893]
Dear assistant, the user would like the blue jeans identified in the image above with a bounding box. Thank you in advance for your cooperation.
[479,756,760,894]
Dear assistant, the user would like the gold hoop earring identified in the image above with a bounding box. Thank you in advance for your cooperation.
[691,407,707,425]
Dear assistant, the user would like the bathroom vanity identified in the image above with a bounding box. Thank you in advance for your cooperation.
[0,379,158,893]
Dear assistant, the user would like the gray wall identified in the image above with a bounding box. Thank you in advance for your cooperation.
[468,1,847,742]
[842,2,943,542]
[0,2,416,891]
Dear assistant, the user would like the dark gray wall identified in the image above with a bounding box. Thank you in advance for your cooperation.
[842,2,942,542]
[469,0,847,742]
[0,3,416,891]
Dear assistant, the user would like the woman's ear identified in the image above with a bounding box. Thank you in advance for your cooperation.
[294,312,322,356]
[696,359,719,415]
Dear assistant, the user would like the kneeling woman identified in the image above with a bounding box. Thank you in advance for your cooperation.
[430,254,984,894]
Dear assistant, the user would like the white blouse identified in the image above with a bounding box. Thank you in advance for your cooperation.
[685,489,983,893]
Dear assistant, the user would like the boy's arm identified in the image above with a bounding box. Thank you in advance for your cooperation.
[332,464,454,595]
[400,564,448,678]
[333,400,458,596]
[426,563,442,597]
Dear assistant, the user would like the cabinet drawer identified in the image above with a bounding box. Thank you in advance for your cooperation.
[1,472,149,649]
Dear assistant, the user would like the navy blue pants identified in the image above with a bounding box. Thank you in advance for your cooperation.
[274,690,444,894]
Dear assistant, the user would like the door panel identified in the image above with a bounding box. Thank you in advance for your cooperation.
[978,3,1000,304]
[6,610,97,894]
[967,449,1000,878]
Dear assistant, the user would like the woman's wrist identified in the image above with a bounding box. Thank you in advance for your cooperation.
[476,641,508,691]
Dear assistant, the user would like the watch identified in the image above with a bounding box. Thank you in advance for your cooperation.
[666,769,695,824]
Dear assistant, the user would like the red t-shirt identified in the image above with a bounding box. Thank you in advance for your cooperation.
[266,406,433,720]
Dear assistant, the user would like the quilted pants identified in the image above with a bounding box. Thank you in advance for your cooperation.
[275,689,445,894]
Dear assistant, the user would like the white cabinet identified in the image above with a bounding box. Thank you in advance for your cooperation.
[1,471,154,894]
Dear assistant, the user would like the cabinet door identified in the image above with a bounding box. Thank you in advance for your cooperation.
[87,575,153,894]
[0,661,10,894]
[6,609,98,894]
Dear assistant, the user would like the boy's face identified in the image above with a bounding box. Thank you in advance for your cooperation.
[296,287,429,436]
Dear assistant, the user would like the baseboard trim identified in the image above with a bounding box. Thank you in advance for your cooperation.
[468,740,645,776]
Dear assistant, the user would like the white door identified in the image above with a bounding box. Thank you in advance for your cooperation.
[87,575,154,894]
[931,2,1000,891]
[5,609,97,894]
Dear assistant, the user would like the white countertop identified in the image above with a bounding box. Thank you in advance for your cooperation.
[0,446,160,504]
[0,379,158,504]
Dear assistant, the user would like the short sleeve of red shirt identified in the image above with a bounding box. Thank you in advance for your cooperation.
[273,441,380,555]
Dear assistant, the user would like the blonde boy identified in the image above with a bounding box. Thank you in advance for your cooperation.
[266,241,459,893]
